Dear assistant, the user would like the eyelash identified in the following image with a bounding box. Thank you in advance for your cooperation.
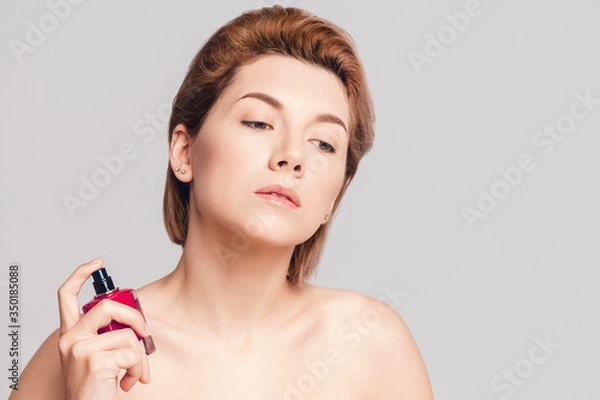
[312,140,335,153]
[243,121,271,131]
[241,121,336,154]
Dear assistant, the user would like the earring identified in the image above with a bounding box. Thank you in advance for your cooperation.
[324,213,330,221]
[180,168,186,174]
[175,166,180,172]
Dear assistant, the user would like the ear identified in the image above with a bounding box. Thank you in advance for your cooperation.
[169,123,194,183]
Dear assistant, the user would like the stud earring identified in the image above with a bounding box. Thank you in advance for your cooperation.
[180,168,186,174]
[175,166,180,172]
[324,213,330,221]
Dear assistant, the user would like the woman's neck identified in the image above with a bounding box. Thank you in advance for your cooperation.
[160,221,303,345]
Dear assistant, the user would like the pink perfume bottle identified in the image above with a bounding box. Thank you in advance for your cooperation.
[82,267,155,355]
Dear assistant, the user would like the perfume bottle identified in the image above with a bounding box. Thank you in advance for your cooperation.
[82,267,155,355]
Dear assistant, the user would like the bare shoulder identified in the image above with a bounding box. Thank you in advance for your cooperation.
[304,284,407,334]
[9,328,65,400]
[307,285,434,399]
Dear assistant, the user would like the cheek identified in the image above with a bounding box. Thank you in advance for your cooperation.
[324,169,346,206]
[304,154,346,209]
[193,128,251,183]
[190,138,241,210]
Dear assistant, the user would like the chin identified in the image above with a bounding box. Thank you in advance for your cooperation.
[237,222,320,249]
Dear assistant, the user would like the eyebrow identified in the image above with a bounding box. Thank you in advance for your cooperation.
[236,92,348,133]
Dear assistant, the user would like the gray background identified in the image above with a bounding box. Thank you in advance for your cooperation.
[1,0,599,399]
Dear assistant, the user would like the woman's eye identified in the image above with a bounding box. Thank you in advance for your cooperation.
[242,121,271,131]
[311,140,335,154]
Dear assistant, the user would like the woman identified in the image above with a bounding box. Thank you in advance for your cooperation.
[12,6,433,399]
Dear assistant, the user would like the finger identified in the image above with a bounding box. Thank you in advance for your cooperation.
[120,339,151,391]
[96,332,150,388]
[68,327,145,354]
[115,346,146,392]
[60,327,133,366]
[58,258,105,334]
[139,338,151,384]
[85,345,144,393]
[59,330,146,393]
[71,298,151,340]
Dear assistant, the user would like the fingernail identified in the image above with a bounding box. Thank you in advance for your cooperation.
[142,335,156,355]
[89,257,102,265]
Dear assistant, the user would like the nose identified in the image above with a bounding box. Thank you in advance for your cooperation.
[269,132,305,177]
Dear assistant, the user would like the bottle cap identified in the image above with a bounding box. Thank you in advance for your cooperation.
[91,267,116,295]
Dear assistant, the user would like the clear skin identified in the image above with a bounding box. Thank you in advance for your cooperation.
[10,55,433,399]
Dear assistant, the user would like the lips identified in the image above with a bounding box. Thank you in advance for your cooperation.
[254,183,301,208]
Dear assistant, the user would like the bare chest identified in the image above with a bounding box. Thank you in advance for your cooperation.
[118,328,368,399]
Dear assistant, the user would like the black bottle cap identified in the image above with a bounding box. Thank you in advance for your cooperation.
[91,267,115,295]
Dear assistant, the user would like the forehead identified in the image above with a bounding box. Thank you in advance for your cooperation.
[220,54,350,126]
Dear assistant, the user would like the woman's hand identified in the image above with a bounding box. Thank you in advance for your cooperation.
[57,258,151,400]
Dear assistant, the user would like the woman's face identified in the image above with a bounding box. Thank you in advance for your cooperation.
[175,54,350,247]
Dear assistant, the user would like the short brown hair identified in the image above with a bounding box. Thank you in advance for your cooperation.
[163,6,375,287]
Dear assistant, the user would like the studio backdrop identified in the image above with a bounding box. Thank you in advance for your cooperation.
[1,0,599,399]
